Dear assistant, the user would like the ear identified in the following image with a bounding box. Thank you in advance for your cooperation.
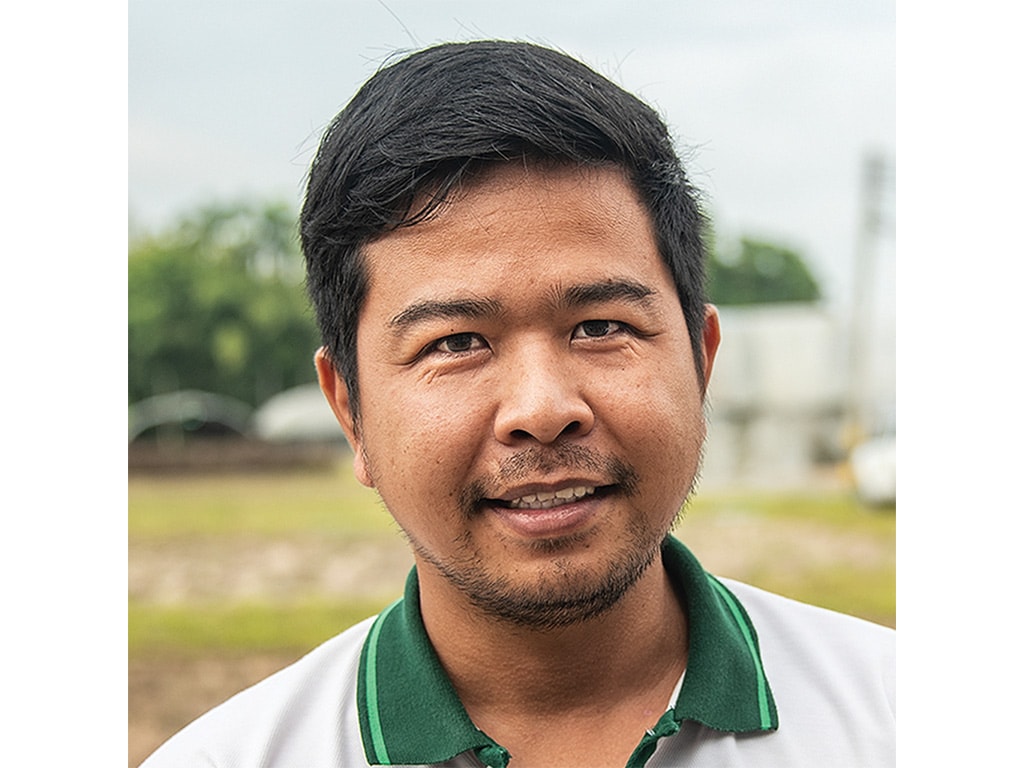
[314,347,375,488]
[699,304,721,396]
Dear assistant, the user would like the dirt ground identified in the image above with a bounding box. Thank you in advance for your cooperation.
[129,505,893,767]
[128,534,412,767]
[129,653,297,767]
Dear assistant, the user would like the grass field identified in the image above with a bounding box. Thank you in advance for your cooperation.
[128,460,895,766]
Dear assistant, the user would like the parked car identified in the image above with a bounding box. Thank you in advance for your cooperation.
[850,432,896,508]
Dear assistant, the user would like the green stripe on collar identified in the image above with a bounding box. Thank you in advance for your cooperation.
[357,571,507,766]
[357,536,776,766]
[662,536,778,732]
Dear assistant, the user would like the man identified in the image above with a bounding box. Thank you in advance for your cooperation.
[142,41,894,767]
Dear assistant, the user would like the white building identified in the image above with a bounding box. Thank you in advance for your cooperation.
[702,303,894,490]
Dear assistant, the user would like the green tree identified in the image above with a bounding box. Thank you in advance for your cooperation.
[707,236,822,305]
[128,202,321,407]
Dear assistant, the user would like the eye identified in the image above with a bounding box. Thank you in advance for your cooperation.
[432,332,487,355]
[572,320,626,339]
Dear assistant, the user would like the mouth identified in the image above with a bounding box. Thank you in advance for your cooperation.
[469,446,638,516]
[481,483,611,539]
[504,485,598,510]
[482,482,615,516]
[479,483,614,536]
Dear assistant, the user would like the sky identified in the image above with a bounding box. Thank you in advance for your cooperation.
[128,0,896,315]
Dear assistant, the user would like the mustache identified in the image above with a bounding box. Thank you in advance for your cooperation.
[459,444,640,514]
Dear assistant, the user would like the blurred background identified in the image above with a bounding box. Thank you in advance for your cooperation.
[128,2,895,766]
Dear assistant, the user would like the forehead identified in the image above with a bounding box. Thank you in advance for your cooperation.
[360,163,669,301]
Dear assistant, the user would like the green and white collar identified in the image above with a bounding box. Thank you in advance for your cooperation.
[356,536,778,767]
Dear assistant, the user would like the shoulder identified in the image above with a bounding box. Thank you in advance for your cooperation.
[139,616,376,768]
[722,577,895,670]
[723,577,894,632]
[722,578,896,760]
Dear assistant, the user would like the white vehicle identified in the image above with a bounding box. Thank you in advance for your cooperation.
[850,433,896,507]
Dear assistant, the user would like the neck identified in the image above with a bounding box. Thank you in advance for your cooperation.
[418,556,688,718]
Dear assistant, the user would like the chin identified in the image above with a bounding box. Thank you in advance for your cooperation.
[439,531,662,630]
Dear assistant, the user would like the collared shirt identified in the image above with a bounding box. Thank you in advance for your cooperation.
[359,536,777,767]
[141,537,895,767]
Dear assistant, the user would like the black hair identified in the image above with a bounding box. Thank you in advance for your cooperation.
[301,40,709,420]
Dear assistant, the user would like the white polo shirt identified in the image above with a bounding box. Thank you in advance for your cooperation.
[140,537,895,767]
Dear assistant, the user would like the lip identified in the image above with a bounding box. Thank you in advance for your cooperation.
[492,478,608,504]
[485,481,611,538]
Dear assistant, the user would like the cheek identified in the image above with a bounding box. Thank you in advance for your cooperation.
[358,381,492,490]
[603,355,704,429]
[597,364,706,484]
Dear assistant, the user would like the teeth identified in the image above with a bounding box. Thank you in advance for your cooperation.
[507,486,596,510]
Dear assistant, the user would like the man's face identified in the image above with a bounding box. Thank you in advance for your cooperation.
[318,163,719,628]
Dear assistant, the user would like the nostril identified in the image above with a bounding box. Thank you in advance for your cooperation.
[495,394,595,445]
[509,420,581,442]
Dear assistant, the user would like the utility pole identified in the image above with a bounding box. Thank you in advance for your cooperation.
[845,151,887,447]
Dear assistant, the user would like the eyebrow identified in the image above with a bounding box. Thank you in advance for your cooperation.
[388,297,504,332]
[387,278,657,333]
[560,279,656,309]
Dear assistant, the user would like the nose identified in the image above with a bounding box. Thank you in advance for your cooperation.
[493,344,596,445]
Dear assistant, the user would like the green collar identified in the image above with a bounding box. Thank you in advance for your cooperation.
[356,536,778,767]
